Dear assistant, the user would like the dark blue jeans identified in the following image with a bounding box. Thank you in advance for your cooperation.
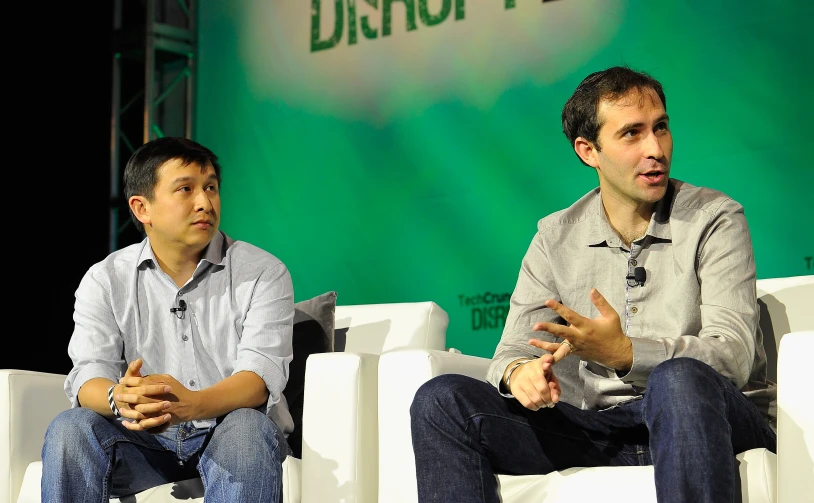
[41,407,289,502]
[410,358,776,503]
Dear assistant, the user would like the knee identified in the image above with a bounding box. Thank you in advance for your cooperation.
[647,358,719,402]
[214,408,284,457]
[43,408,104,453]
[410,374,479,426]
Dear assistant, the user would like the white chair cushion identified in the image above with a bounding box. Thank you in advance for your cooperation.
[16,457,301,503]
[495,448,775,503]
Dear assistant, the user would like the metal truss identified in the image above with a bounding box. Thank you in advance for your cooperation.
[109,0,198,252]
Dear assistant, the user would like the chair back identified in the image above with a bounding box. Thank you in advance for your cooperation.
[756,275,814,382]
[334,301,449,354]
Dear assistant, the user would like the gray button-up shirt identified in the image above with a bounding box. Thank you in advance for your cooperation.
[487,179,774,426]
[65,231,295,433]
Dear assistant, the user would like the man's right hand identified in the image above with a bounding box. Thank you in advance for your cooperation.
[505,352,561,411]
[113,358,173,433]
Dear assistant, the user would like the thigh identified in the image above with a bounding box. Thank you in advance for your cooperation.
[200,408,289,467]
[644,358,776,454]
[415,374,647,475]
[45,408,199,497]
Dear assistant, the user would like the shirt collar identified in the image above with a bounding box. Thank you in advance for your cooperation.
[136,230,228,269]
[586,179,675,248]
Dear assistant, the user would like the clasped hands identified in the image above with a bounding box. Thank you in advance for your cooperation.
[112,358,195,434]
[508,288,632,411]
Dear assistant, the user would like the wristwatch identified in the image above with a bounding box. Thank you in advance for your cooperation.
[107,384,122,418]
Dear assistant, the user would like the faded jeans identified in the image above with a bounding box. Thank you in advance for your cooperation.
[410,357,776,503]
[41,407,289,502]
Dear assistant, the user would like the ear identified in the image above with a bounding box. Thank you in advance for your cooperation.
[574,137,600,169]
[128,195,151,227]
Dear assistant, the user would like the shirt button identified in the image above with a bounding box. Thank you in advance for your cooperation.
[631,306,639,314]
[189,380,196,387]
[630,259,637,266]
[182,335,188,341]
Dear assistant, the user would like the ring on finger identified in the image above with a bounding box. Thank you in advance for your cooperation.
[561,340,574,353]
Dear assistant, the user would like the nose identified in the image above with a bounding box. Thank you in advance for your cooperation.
[644,132,665,160]
[194,189,213,212]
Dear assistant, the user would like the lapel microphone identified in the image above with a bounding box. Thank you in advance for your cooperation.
[170,300,187,319]
[626,267,647,287]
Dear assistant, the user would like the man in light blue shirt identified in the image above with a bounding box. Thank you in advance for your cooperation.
[41,137,294,502]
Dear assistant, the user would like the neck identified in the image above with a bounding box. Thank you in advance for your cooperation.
[149,240,205,288]
[600,192,654,248]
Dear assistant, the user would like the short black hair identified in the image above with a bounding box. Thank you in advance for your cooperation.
[123,137,222,233]
[561,66,667,166]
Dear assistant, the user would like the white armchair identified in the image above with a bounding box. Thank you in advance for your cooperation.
[1,300,449,503]
[377,276,814,503]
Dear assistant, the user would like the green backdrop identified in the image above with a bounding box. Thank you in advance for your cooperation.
[195,0,813,358]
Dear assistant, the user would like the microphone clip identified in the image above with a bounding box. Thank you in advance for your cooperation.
[626,266,647,287]
[170,300,187,319]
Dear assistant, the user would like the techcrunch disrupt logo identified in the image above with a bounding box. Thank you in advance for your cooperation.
[459,292,511,331]
[311,0,563,52]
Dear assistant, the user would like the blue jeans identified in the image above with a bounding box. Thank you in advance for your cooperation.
[41,407,289,502]
[410,358,776,503]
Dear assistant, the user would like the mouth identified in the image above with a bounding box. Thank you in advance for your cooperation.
[638,169,667,185]
[192,220,214,228]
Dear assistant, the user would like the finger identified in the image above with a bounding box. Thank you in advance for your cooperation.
[137,414,172,430]
[124,358,143,378]
[529,338,559,352]
[532,322,573,339]
[121,419,145,432]
[590,288,617,319]
[118,376,144,386]
[551,342,572,363]
[543,299,586,328]
[525,362,555,408]
[133,401,172,415]
[549,380,560,403]
[529,339,570,363]
[514,386,541,411]
[117,381,172,395]
[519,381,546,410]
[115,392,169,406]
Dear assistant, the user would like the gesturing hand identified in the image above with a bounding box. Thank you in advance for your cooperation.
[507,352,562,411]
[114,358,173,434]
[531,288,633,372]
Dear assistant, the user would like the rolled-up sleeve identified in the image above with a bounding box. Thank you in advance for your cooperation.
[66,270,127,407]
[232,262,294,414]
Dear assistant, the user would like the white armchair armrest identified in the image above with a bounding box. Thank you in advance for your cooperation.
[377,349,491,503]
[776,330,814,503]
[1,369,69,503]
[300,351,380,503]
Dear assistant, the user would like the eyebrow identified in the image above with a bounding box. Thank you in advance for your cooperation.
[614,114,670,136]
[170,174,219,185]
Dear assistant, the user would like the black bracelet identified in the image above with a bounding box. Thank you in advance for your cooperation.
[107,384,121,418]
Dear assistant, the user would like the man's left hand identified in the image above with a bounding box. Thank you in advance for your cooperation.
[119,373,200,428]
[531,288,633,372]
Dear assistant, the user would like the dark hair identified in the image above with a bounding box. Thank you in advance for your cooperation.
[123,137,222,233]
[561,66,666,166]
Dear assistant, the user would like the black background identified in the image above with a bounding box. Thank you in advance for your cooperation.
[5,4,116,375]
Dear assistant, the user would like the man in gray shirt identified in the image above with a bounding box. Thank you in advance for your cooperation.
[41,137,294,502]
[410,66,776,503]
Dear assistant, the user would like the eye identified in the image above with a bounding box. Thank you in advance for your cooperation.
[206,184,219,193]
[655,121,669,131]
[623,129,638,138]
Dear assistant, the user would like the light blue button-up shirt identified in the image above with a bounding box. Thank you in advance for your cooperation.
[65,231,295,433]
